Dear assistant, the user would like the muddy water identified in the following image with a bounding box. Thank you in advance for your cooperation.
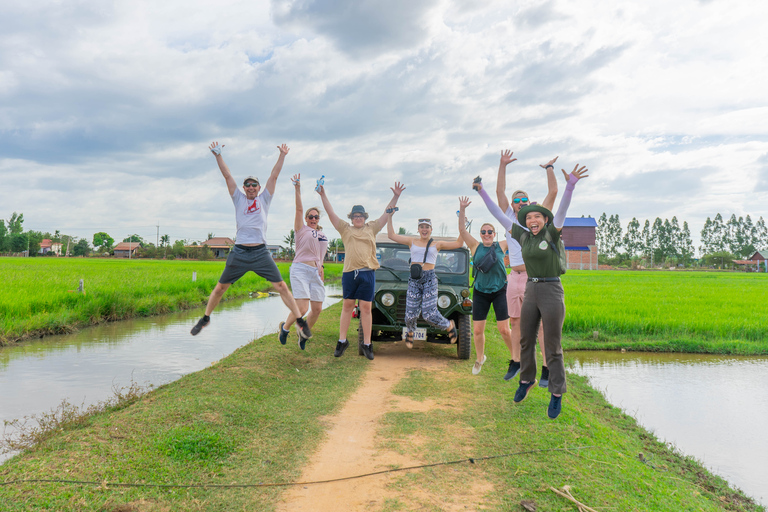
[570,351,768,506]
[0,286,341,464]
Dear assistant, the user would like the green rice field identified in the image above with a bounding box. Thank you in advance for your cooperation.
[0,258,343,344]
[562,270,768,345]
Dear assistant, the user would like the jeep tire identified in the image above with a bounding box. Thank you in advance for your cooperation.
[456,314,471,360]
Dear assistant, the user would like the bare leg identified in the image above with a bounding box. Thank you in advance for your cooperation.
[359,300,373,344]
[339,299,356,340]
[205,282,231,316]
[307,300,323,328]
[497,319,513,356]
[272,281,303,319]
[284,299,310,330]
[472,319,487,363]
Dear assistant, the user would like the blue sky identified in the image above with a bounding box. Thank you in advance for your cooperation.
[1,0,766,252]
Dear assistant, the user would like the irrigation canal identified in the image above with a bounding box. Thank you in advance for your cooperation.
[571,351,767,506]
[1,295,766,505]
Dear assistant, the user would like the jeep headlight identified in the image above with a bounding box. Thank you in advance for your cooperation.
[381,293,395,307]
[437,294,451,309]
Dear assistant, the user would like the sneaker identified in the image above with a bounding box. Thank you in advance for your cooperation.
[278,322,289,345]
[190,316,210,336]
[547,394,562,419]
[296,317,312,340]
[298,332,306,351]
[503,360,521,381]
[471,355,487,375]
[539,366,550,388]
[513,380,536,403]
[362,343,374,360]
[334,340,349,358]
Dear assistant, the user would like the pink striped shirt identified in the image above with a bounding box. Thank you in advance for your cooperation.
[294,225,329,267]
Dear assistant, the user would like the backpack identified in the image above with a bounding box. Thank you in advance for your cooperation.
[519,228,567,275]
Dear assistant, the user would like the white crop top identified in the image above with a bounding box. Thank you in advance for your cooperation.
[410,243,438,265]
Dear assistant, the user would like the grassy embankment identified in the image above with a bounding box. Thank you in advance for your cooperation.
[0,305,761,511]
[0,258,343,345]
[561,270,768,354]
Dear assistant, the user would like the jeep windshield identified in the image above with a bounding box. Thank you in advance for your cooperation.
[376,244,467,275]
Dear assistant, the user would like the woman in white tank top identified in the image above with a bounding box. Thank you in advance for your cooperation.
[387,212,465,348]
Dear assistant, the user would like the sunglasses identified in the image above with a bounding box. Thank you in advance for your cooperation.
[513,197,529,204]
[351,214,365,219]
[244,182,260,188]
[480,230,494,235]
[307,214,320,220]
[418,218,431,224]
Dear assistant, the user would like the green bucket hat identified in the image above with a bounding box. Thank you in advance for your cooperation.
[517,202,554,226]
[347,205,369,219]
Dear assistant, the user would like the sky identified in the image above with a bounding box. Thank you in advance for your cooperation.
[2,0,767,253]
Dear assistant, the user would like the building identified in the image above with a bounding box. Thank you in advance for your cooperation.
[561,217,598,270]
[114,242,141,258]
[38,239,53,255]
[266,245,283,259]
[201,237,235,258]
[749,250,768,273]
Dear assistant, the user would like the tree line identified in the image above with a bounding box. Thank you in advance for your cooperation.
[597,213,768,267]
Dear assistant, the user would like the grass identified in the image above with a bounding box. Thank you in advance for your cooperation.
[0,258,343,344]
[0,305,762,511]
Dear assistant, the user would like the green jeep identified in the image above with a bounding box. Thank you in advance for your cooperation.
[356,234,473,359]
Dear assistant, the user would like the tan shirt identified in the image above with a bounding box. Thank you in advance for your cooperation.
[337,220,382,272]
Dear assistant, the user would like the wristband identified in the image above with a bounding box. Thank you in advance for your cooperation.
[545,164,554,169]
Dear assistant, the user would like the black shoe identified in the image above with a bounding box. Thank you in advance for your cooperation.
[513,380,536,403]
[278,322,289,345]
[362,343,374,360]
[190,316,210,336]
[503,360,521,381]
[298,332,306,351]
[296,317,312,340]
[539,366,550,388]
[548,394,562,419]
[334,340,349,358]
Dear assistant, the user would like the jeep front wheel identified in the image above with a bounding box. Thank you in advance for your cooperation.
[456,314,471,360]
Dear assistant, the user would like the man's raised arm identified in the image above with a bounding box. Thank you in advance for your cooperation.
[210,142,237,197]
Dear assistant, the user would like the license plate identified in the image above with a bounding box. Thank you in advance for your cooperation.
[403,327,427,340]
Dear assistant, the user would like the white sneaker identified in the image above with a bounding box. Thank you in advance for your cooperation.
[472,355,487,375]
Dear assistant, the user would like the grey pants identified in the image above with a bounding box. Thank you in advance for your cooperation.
[405,270,450,333]
[520,281,566,394]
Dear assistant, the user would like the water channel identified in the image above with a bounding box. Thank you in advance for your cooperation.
[570,351,768,506]
[0,285,342,464]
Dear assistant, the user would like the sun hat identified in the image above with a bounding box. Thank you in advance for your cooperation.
[417,218,432,227]
[517,202,554,226]
[347,205,369,219]
[243,176,260,186]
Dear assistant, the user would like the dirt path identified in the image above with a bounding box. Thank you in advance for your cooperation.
[277,342,489,511]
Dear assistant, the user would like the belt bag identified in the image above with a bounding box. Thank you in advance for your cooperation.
[475,242,498,273]
[410,238,433,280]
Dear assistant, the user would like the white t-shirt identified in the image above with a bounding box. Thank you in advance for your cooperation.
[505,206,527,267]
[232,188,273,245]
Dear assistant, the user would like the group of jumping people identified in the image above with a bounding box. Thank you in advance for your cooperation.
[190,142,588,419]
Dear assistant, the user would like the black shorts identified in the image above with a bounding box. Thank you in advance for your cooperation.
[218,245,283,284]
[472,285,509,322]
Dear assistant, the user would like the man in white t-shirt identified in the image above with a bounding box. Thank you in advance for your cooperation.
[190,142,311,341]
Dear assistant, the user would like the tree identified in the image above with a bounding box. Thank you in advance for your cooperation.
[0,220,7,252]
[679,221,694,264]
[283,229,295,257]
[640,219,652,263]
[9,233,28,253]
[606,214,623,257]
[7,212,24,234]
[623,218,642,257]
[160,234,170,247]
[596,213,608,256]
[700,217,714,255]
[755,217,768,251]
[27,230,44,255]
[93,232,115,251]
[711,213,726,253]
[123,234,144,243]
[73,238,91,257]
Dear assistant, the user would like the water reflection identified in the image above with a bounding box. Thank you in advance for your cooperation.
[0,286,341,464]
[570,351,768,506]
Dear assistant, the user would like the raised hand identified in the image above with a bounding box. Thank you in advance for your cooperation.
[540,156,558,170]
[316,184,325,196]
[391,181,406,197]
[562,164,589,183]
[500,149,517,166]
[210,141,225,155]
[277,143,290,156]
[291,174,301,187]
[459,196,472,210]
[472,177,483,191]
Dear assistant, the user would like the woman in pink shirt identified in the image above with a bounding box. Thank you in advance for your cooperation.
[278,174,330,349]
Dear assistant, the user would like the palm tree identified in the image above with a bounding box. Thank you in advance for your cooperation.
[283,230,295,258]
